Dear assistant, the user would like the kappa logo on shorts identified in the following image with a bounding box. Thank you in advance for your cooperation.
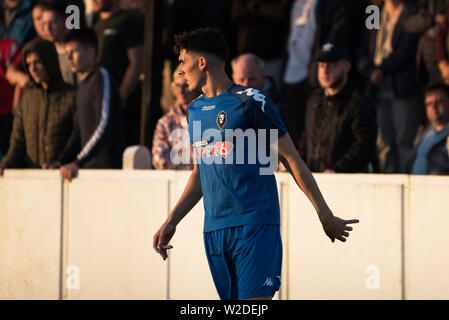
[262,277,273,287]
[217,111,227,130]
[262,276,281,287]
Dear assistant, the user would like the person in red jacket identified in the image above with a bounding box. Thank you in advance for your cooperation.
[0,6,22,157]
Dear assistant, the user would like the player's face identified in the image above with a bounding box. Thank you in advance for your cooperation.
[172,76,198,106]
[65,41,95,74]
[318,60,349,90]
[26,53,47,84]
[425,91,449,126]
[178,49,204,92]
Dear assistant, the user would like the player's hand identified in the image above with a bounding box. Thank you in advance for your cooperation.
[320,214,359,243]
[60,162,79,182]
[153,221,176,261]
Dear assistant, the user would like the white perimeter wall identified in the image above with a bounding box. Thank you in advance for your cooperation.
[0,170,448,300]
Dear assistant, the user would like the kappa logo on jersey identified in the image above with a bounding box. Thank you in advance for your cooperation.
[193,141,234,160]
[202,105,216,111]
[217,111,227,130]
[236,88,267,112]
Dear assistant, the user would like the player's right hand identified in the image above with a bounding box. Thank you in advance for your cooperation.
[153,222,176,260]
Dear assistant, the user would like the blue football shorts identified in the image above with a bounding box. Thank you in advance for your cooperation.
[204,224,282,300]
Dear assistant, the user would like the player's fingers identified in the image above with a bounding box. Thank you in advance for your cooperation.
[153,234,162,254]
[344,226,353,231]
[336,236,346,242]
[342,231,349,237]
[345,219,359,224]
[159,248,167,260]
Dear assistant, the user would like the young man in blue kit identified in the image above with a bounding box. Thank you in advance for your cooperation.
[153,28,359,300]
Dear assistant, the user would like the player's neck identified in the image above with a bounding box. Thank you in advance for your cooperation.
[201,71,233,98]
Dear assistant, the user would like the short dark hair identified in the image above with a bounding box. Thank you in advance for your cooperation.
[64,28,98,53]
[39,1,66,18]
[173,28,229,63]
[33,0,54,10]
[425,83,449,99]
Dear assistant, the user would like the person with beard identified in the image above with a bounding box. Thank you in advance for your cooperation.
[299,42,378,173]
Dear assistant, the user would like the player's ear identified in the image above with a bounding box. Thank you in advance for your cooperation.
[198,56,207,71]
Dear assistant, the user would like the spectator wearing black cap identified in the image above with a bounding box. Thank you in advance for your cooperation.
[299,42,378,173]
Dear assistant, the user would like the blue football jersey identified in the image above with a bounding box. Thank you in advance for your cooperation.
[187,84,288,232]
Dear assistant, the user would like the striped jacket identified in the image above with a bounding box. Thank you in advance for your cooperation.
[58,65,125,169]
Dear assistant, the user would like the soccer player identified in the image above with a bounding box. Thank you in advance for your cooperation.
[153,28,359,300]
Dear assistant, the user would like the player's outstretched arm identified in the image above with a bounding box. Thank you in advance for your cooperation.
[276,134,359,243]
[153,164,203,260]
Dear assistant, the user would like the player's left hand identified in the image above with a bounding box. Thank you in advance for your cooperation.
[320,215,359,243]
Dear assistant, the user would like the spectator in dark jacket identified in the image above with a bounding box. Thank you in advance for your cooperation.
[358,0,424,173]
[51,28,125,181]
[300,42,378,173]
[93,0,144,147]
[408,84,449,175]
[283,0,356,146]
[0,39,76,176]
[404,0,449,86]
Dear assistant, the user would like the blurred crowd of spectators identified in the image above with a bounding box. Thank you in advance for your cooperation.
[0,0,448,179]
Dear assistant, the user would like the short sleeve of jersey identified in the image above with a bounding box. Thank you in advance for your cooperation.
[242,96,288,140]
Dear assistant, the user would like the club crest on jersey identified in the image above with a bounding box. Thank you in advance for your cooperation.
[217,111,227,130]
